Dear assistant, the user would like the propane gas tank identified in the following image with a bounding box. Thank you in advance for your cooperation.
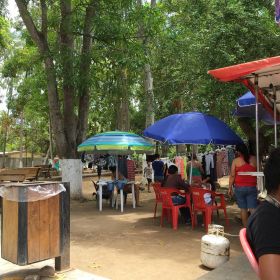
[201,224,230,269]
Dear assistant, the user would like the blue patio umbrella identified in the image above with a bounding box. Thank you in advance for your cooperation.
[234,91,278,125]
[143,112,243,145]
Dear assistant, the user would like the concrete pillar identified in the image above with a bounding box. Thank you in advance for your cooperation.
[61,159,83,199]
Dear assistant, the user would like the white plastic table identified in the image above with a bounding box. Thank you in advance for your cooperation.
[237,172,264,176]
[97,180,112,211]
[238,171,264,191]
[114,181,136,212]
[97,180,136,213]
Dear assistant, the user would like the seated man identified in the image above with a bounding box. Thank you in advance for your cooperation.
[163,165,189,190]
[247,148,280,279]
[201,175,216,191]
[162,165,191,223]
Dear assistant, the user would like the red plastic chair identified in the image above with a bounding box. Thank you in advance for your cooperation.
[160,188,192,230]
[239,228,260,277]
[152,182,163,219]
[190,186,229,231]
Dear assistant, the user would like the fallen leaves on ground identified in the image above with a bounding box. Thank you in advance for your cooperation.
[88,262,101,269]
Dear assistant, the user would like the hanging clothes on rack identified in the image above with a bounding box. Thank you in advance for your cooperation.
[227,146,235,169]
[127,159,136,181]
[118,156,128,178]
[175,156,187,179]
[205,153,214,176]
[216,149,225,178]
[108,155,117,168]
[221,148,229,176]
[212,152,217,183]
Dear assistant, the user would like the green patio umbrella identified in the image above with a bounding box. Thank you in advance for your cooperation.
[77,131,154,154]
[78,131,154,212]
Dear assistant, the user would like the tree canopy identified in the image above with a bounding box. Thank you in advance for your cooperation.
[0,0,279,157]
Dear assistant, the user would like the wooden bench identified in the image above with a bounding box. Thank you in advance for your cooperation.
[35,164,54,178]
[0,167,41,181]
[0,174,26,182]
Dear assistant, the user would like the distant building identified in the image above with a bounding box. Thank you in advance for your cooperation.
[0,151,45,168]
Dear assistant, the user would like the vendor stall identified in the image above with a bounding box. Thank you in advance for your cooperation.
[208,56,280,192]
[208,56,280,171]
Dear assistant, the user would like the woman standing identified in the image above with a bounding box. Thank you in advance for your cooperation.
[186,154,204,186]
[228,143,257,227]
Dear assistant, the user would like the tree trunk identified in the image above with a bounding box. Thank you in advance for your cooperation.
[44,56,68,157]
[19,111,24,168]
[174,97,186,154]
[2,110,10,169]
[15,0,99,198]
[116,68,130,131]
[121,68,130,131]
[237,117,270,158]
[2,121,7,168]
[137,0,156,129]
[144,63,154,127]
[161,143,169,157]
[60,0,76,157]
[44,146,50,165]
[48,113,53,160]
[77,0,98,144]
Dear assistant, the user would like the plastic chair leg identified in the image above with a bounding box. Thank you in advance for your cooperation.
[160,209,165,227]
[191,210,195,229]
[192,212,197,229]
[205,210,212,232]
[172,208,179,230]
[154,202,158,218]
[215,200,219,217]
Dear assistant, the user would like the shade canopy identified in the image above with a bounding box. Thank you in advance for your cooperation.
[78,131,154,154]
[208,56,280,176]
[208,56,280,118]
[237,91,256,107]
[143,112,243,145]
[208,56,280,83]
[234,91,277,125]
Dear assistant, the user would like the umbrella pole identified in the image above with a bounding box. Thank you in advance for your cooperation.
[189,145,194,185]
[112,156,118,207]
[254,75,260,173]
[114,155,124,212]
[115,155,119,180]
[273,86,277,148]
[254,75,263,193]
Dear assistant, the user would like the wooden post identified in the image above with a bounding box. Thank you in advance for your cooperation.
[55,182,70,271]
[17,187,28,265]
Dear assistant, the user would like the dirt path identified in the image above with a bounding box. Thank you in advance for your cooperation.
[68,176,243,280]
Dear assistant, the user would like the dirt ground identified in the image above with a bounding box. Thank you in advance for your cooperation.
[68,175,244,280]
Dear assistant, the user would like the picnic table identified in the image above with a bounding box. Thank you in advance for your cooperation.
[35,164,58,178]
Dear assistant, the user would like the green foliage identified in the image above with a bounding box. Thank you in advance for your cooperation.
[0,15,10,51]
[1,0,280,154]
